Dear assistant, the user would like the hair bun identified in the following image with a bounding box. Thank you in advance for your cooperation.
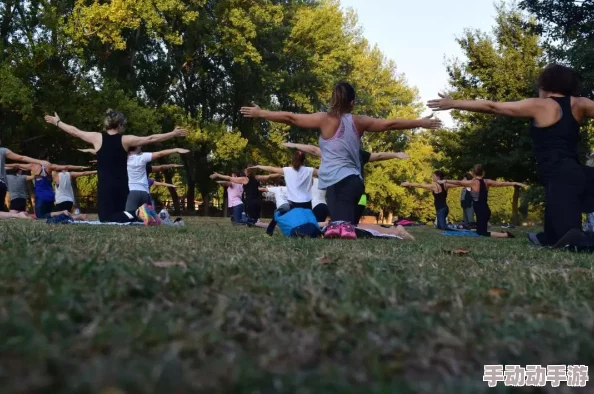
[105,108,114,115]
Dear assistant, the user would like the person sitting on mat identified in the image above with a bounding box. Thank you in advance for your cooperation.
[401,170,451,230]
[460,173,475,228]
[438,164,526,238]
[428,64,594,246]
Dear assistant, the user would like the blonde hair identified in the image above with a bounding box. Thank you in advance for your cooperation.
[104,109,127,131]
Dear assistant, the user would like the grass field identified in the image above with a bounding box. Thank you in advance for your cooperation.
[1,218,593,394]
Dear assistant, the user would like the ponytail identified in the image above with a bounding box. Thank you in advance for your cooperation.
[328,81,355,116]
[292,150,306,170]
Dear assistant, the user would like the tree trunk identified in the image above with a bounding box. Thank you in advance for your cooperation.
[386,211,393,225]
[512,186,520,225]
[222,188,228,218]
[378,209,384,224]
[186,179,196,212]
[202,193,210,216]
[164,172,181,215]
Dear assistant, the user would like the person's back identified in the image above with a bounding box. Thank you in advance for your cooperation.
[127,152,152,192]
[433,182,448,209]
[55,172,74,204]
[227,182,243,208]
[244,175,260,201]
[530,96,581,182]
[318,113,361,190]
[34,165,55,202]
[283,166,313,203]
[98,133,128,186]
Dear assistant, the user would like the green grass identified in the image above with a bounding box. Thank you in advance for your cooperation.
[1,218,593,394]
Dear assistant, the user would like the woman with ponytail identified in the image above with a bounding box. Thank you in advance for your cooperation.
[241,82,441,239]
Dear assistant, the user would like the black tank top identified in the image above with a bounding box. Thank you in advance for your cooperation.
[244,175,260,201]
[433,183,447,209]
[529,96,580,182]
[97,133,128,186]
[477,178,488,204]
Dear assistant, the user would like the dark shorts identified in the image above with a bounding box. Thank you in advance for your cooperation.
[55,201,74,212]
[35,200,55,219]
[10,198,27,212]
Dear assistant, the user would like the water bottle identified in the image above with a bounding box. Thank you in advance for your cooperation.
[74,208,81,215]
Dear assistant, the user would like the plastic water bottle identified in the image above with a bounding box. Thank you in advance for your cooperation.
[74,208,80,215]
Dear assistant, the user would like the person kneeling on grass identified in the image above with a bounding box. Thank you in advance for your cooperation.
[438,164,526,238]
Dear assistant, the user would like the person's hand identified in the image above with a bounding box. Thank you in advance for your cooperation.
[171,164,184,168]
[209,172,220,180]
[177,148,190,154]
[240,102,263,118]
[282,142,295,149]
[395,152,410,159]
[427,93,455,111]
[418,113,442,129]
[44,112,61,126]
[173,127,188,137]
[401,181,411,187]
[516,182,528,188]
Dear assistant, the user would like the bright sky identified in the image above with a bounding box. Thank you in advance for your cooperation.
[340,0,498,127]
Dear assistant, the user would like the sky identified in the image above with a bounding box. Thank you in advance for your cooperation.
[340,0,499,126]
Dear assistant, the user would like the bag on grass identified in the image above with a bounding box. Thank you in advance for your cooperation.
[274,208,322,238]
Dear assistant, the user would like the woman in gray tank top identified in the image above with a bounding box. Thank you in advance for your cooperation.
[241,82,441,239]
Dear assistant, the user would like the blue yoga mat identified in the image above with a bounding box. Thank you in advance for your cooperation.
[442,230,479,237]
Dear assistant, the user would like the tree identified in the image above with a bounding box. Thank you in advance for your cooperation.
[433,4,544,224]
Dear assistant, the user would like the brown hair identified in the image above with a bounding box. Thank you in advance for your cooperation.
[433,170,445,180]
[244,164,254,177]
[537,64,580,96]
[292,150,306,170]
[328,81,355,116]
[104,109,127,131]
[472,164,484,177]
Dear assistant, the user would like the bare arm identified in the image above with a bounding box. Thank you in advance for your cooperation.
[241,104,327,129]
[49,165,90,171]
[485,180,527,188]
[152,181,178,188]
[4,150,50,167]
[256,173,283,182]
[210,172,249,185]
[151,164,184,172]
[70,171,97,179]
[401,182,439,193]
[369,152,409,162]
[216,181,233,188]
[150,148,190,161]
[313,168,319,177]
[44,113,101,147]
[579,97,594,119]
[250,165,284,175]
[78,148,97,155]
[441,179,474,188]
[428,93,542,118]
[121,127,187,150]
[259,187,269,192]
[356,114,442,133]
[283,143,321,157]
[5,163,34,170]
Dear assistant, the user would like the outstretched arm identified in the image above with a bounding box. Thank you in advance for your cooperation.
[122,127,187,150]
[356,114,442,133]
[259,187,269,192]
[241,104,326,129]
[150,148,190,161]
[401,182,439,192]
[216,181,233,188]
[428,93,542,118]
[45,113,101,148]
[5,163,34,170]
[151,164,184,172]
[440,179,474,188]
[50,164,90,172]
[152,181,178,188]
[369,152,409,162]
[78,148,97,155]
[70,171,97,179]
[283,143,321,157]
[4,150,50,167]
[579,97,594,119]
[249,165,284,175]
[486,180,527,188]
[210,172,249,185]
[256,173,283,182]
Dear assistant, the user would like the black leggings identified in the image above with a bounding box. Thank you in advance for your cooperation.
[0,182,7,212]
[313,204,329,222]
[326,175,364,224]
[474,201,491,237]
[245,199,261,223]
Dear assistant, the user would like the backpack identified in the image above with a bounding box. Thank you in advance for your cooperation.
[273,208,322,238]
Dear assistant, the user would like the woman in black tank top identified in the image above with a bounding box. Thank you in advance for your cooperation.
[211,165,283,226]
[429,64,594,246]
[401,170,450,230]
[45,109,187,223]
[442,165,525,238]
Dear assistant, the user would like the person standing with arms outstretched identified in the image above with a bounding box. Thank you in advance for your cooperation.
[428,64,594,246]
[241,81,441,239]
[44,110,187,222]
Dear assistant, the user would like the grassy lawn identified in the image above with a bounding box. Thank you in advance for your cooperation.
[1,218,592,393]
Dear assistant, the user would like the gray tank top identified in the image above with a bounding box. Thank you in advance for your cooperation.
[55,172,74,204]
[318,113,362,189]
[0,148,7,184]
[7,175,27,199]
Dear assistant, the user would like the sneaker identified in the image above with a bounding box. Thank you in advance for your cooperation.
[527,232,541,246]
[340,222,357,240]
[137,204,158,226]
[324,222,341,239]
